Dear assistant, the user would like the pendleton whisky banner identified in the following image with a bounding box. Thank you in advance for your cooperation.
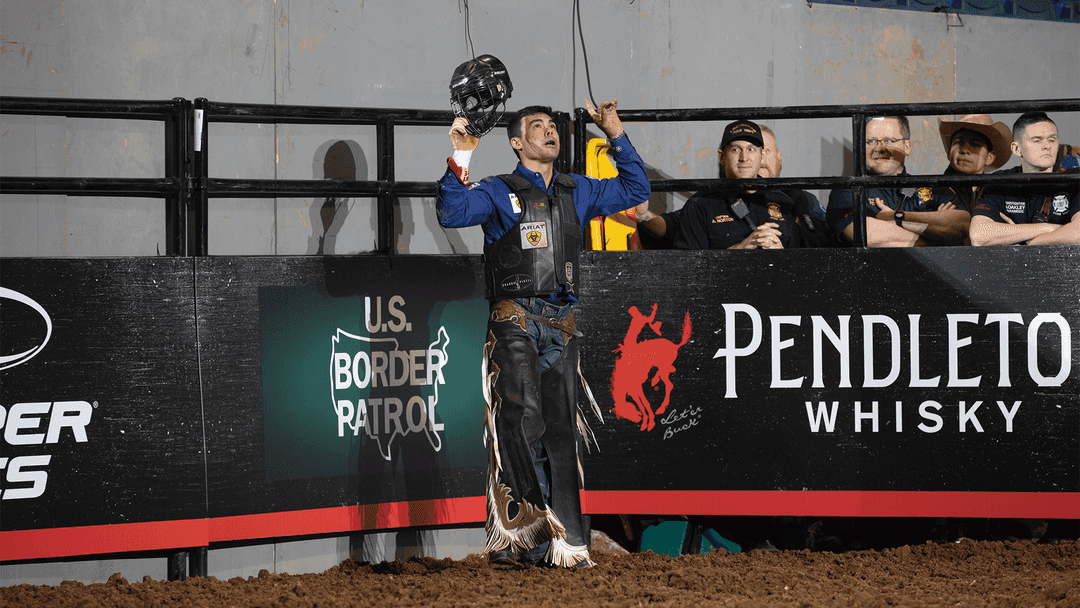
[575,247,1080,518]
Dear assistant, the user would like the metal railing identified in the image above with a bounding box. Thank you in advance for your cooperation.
[2,96,1077,253]
[574,99,1080,246]
[0,96,189,255]
[188,99,573,255]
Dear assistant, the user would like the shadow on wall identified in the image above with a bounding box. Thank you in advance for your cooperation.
[308,140,370,255]
[821,137,855,187]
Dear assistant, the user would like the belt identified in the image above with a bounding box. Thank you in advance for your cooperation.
[523,311,583,338]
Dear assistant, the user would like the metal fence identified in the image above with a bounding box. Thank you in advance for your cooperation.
[2,96,1077,253]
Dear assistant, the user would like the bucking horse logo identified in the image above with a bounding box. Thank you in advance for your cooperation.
[610,304,692,431]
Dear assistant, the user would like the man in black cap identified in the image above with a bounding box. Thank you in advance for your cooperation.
[674,119,801,249]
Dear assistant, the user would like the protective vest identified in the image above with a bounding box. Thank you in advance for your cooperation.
[483,173,580,301]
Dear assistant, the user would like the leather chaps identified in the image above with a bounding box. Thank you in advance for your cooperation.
[481,299,593,567]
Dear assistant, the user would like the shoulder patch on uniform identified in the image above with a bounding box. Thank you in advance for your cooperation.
[768,202,783,221]
[1052,193,1069,214]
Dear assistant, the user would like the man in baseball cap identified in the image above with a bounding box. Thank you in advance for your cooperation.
[719,120,764,152]
[674,119,804,249]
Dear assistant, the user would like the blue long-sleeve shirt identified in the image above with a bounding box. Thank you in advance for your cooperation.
[436,133,652,245]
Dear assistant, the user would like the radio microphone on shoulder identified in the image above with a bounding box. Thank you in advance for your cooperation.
[730,199,756,231]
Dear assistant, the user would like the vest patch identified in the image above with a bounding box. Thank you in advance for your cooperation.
[520,221,549,249]
[1005,199,1025,214]
[508,192,522,214]
[713,215,734,223]
[500,274,534,292]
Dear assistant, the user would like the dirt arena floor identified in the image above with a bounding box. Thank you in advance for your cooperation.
[4,536,1078,607]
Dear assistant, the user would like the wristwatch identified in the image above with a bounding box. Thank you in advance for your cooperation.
[894,211,905,226]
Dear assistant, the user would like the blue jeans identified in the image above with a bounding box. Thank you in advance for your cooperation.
[516,297,572,373]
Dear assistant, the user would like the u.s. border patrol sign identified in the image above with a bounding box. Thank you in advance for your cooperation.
[257,270,488,483]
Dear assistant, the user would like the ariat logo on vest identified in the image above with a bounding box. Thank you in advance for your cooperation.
[508,192,521,214]
[520,221,548,249]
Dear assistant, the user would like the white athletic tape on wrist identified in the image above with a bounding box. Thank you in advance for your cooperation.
[452,149,473,167]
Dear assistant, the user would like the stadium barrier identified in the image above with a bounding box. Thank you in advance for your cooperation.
[1,97,1078,578]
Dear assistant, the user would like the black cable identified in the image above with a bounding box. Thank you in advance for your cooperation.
[573,0,596,104]
[462,0,475,58]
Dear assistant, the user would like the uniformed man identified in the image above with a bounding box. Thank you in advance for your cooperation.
[674,119,801,249]
[969,112,1079,246]
[827,115,965,247]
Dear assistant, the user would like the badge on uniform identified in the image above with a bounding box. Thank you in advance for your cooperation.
[917,187,932,205]
[520,221,549,249]
[768,202,783,221]
[1052,193,1069,214]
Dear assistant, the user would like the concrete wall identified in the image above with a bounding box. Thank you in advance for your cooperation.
[0,0,1077,584]
[2,1,1077,256]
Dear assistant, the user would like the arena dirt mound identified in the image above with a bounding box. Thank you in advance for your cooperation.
[3,539,1078,607]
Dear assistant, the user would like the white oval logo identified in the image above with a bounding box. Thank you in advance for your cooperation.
[0,287,53,371]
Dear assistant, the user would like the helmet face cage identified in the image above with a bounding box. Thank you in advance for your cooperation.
[450,55,513,138]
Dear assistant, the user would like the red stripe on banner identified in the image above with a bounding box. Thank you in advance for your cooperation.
[0,519,210,562]
[581,490,1080,519]
[209,496,487,542]
[4,492,1073,561]
[1,497,486,562]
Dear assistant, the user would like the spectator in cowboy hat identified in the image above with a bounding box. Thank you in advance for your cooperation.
[938,113,1012,177]
[909,114,1014,245]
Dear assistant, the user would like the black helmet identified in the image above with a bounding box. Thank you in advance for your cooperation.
[449,54,513,138]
